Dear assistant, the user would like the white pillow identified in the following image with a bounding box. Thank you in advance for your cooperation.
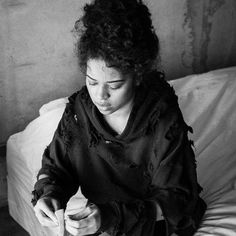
[39,97,68,116]
[20,106,67,180]
[170,66,236,204]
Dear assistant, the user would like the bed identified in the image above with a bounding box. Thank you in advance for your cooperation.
[6,66,236,236]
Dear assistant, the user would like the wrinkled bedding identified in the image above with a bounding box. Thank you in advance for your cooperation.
[7,66,236,236]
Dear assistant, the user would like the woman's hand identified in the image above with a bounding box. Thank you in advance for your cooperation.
[34,197,60,227]
[65,203,101,236]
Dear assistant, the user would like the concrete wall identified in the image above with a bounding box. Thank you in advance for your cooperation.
[0,0,236,144]
[148,0,236,78]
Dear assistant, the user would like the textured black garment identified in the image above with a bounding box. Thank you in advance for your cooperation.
[32,71,206,236]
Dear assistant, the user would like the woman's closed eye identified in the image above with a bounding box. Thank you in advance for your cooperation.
[87,78,123,90]
[108,82,123,90]
[88,81,98,86]
[88,83,123,90]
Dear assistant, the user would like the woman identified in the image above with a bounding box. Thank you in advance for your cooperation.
[32,0,206,235]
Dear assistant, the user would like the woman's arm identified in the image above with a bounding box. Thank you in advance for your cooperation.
[32,104,79,209]
[149,112,206,235]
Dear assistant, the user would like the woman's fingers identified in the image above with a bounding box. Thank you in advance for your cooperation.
[34,197,59,226]
[51,198,61,212]
[65,204,101,236]
[66,217,81,228]
[40,204,58,224]
[35,209,58,227]
[65,222,97,236]
[65,207,91,229]
[66,212,94,228]
[65,224,81,235]
[68,206,92,220]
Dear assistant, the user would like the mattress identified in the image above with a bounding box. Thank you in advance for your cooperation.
[7,66,236,236]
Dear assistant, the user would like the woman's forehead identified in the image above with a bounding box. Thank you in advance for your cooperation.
[87,59,121,78]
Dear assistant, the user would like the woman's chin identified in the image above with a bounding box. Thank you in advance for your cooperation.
[97,106,113,115]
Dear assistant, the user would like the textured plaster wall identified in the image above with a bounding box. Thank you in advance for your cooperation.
[0,0,87,143]
[0,0,236,143]
[147,0,236,79]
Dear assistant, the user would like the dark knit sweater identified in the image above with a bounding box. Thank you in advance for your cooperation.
[32,71,206,236]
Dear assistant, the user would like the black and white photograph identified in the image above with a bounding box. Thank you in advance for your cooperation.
[0,0,236,235]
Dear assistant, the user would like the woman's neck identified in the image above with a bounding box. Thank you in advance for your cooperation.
[103,97,134,135]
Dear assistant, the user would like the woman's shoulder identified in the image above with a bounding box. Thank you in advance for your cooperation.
[145,71,193,136]
[64,86,94,127]
[58,86,89,125]
[141,70,180,115]
[130,71,187,138]
[67,85,89,105]
[66,86,92,112]
[146,70,176,97]
[55,87,90,145]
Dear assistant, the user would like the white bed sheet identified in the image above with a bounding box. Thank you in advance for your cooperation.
[8,176,62,236]
[7,133,34,193]
[7,66,236,236]
[7,135,60,236]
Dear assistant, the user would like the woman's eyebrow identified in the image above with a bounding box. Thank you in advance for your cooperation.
[86,74,96,80]
[107,80,125,84]
[86,74,125,83]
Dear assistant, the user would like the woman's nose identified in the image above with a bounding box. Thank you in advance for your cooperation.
[96,85,109,100]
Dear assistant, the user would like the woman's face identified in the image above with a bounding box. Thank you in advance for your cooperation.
[86,59,136,117]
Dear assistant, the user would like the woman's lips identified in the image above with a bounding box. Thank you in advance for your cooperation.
[96,102,111,110]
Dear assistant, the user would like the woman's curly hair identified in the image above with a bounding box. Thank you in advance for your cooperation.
[74,0,160,81]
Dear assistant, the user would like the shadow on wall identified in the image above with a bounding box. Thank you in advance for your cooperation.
[0,0,236,144]
[184,0,236,75]
[147,0,236,80]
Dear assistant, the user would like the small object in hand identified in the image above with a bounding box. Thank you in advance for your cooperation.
[55,209,65,236]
